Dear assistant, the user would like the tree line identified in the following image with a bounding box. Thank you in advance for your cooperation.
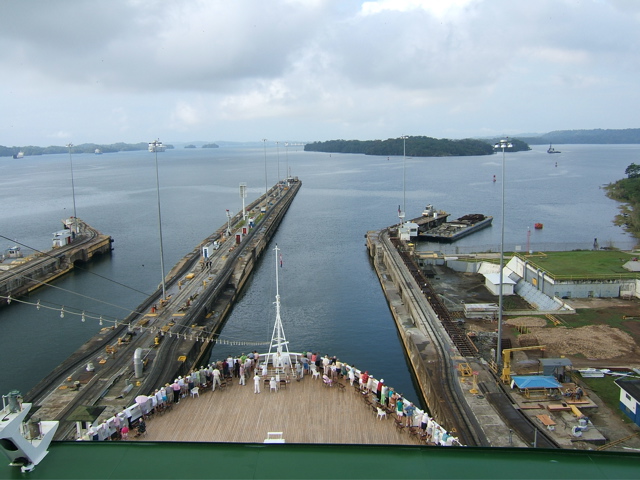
[0,142,174,158]
[304,136,530,157]
[605,163,640,241]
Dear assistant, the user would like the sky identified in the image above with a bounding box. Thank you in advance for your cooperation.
[1,0,639,146]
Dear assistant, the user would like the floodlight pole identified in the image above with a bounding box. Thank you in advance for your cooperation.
[276,141,281,197]
[66,143,78,235]
[150,139,166,300]
[239,183,247,221]
[494,137,512,367]
[401,135,408,217]
[262,138,268,200]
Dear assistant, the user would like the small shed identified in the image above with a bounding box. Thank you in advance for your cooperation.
[614,378,640,427]
[52,230,72,247]
[538,358,572,382]
[483,272,516,296]
[399,222,419,241]
[202,242,218,259]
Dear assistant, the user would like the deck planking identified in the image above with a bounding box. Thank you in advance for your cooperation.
[136,373,420,445]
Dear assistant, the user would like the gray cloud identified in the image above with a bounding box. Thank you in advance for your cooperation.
[0,0,638,144]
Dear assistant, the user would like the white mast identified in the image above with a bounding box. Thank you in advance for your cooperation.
[268,244,290,371]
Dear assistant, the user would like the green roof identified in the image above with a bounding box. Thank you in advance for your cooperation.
[3,442,640,479]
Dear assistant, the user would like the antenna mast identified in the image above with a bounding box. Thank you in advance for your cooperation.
[268,244,290,372]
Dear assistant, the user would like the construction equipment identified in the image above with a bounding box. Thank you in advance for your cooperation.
[501,345,546,383]
[458,363,473,377]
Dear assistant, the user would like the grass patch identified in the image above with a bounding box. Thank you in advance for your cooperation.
[520,250,638,278]
[579,375,632,424]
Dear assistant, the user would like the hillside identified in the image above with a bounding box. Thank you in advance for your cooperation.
[520,128,640,145]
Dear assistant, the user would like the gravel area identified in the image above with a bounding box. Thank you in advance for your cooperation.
[518,325,638,360]
[506,317,548,327]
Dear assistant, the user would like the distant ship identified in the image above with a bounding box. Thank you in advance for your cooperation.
[419,213,493,242]
[94,149,102,155]
[12,151,24,159]
[547,143,561,154]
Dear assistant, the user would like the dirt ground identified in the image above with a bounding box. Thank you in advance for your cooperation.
[429,264,640,368]
[429,264,640,449]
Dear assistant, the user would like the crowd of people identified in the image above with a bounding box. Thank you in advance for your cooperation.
[81,351,460,446]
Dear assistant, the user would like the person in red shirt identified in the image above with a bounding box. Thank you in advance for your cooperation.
[360,371,369,392]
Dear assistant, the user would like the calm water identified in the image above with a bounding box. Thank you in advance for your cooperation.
[0,144,635,406]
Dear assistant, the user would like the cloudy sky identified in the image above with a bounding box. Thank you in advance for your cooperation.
[1,0,639,146]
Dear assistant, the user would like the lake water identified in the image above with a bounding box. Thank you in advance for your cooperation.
[0,144,636,406]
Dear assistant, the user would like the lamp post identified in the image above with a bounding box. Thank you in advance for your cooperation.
[285,142,289,181]
[493,137,512,367]
[150,139,166,300]
[66,143,78,235]
[239,183,247,221]
[275,141,281,197]
[401,135,408,219]
[262,139,268,199]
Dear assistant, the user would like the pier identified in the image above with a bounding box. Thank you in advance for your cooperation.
[0,219,113,306]
[24,179,301,440]
[366,227,559,448]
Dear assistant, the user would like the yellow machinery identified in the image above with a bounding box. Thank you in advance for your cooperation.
[458,363,473,377]
[501,345,546,383]
[570,404,585,418]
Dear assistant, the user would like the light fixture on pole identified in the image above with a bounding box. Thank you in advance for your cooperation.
[66,143,78,235]
[493,137,512,367]
[150,139,166,300]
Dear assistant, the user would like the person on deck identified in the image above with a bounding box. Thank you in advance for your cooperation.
[239,364,246,386]
[420,412,430,432]
[376,379,384,403]
[426,417,435,442]
[212,368,221,391]
[404,402,415,427]
[360,371,369,392]
[348,367,356,386]
[171,380,181,404]
[396,396,404,420]
[254,373,261,394]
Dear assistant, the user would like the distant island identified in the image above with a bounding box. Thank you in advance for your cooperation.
[304,136,530,157]
[184,144,197,149]
[202,143,219,148]
[0,142,174,158]
[518,128,640,145]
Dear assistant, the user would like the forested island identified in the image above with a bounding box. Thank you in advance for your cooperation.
[304,136,530,157]
[0,142,174,158]
[202,143,219,148]
[606,163,640,241]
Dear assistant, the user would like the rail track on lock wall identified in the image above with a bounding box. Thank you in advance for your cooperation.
[390,239,477,357]
[385,236,558,449]
[24,181,301,440]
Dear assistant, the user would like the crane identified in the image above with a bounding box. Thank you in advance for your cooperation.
[501,345,546,383]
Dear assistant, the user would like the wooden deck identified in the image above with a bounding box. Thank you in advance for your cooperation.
[136,374,420,445]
